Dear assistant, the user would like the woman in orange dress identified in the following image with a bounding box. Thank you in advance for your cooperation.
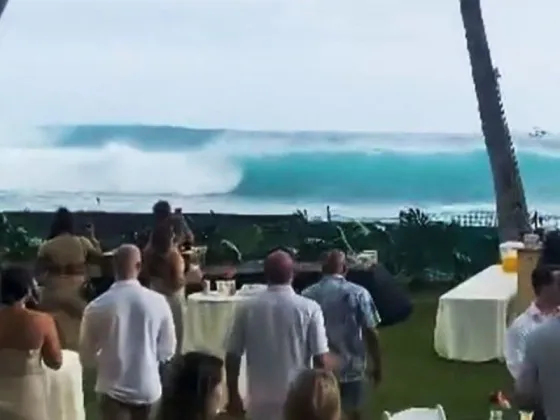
[0,266,62,420]
[36,207,102,349]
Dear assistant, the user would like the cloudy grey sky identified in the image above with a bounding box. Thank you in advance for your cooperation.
[0,0,556,132]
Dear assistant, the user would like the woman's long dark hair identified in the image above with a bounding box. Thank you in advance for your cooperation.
[160,352,224,420]
[47,207,75,239]
[153,200,172,223]
[151,223,174,255]
[0,266,33,305]
[143,224,175,281]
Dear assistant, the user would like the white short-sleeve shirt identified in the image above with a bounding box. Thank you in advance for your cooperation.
[79,279,176,405]
[505,302,555,379]
[226,285,329,420]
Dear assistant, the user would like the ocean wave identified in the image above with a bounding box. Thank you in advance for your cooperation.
[234,151,560,204]
[4,123,560,154]
[0,140,241,195]
[0,124,559,209]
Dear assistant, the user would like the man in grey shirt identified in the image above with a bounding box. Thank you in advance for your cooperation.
[225,250,332,420]
[516,267,560,419]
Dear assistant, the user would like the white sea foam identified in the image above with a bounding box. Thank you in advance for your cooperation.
[0,137,241,196]
[0,125,560,213]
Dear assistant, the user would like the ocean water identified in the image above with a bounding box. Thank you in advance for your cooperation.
[0,124,559,219]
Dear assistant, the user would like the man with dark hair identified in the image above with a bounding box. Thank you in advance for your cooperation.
[505,265,560,379]
[506,265,560,420]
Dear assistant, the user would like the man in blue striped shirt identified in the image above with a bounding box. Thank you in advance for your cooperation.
[303,250,382,420]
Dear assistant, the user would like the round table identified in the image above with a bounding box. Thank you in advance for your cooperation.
[185,292,250,407]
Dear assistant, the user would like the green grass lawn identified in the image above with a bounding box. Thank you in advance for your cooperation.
[84,295,510,419]
[366,296,509,419]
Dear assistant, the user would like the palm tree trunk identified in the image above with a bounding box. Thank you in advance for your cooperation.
[0,0,9,22]
[459,0,530,241]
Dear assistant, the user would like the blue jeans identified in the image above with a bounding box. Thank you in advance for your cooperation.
[338,380,365,411]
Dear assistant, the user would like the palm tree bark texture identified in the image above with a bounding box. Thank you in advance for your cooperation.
[459,0,530,241]
[0,0,8,23]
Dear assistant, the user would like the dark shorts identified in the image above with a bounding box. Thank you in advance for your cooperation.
[338,380,366,411]
[99,394,153,420]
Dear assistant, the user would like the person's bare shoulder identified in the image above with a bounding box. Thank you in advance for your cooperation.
[27,309,57,329]
[27,308,51,319]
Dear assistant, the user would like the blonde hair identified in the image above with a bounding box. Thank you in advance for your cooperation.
[284,369,341,420]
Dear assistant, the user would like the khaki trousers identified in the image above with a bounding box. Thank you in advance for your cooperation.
[99,394,153,420]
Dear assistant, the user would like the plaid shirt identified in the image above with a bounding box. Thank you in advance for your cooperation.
[303,275,381,382]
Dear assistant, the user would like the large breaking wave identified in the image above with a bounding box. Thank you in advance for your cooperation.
[0,124,559,215]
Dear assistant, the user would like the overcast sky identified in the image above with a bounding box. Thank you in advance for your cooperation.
[0,0,556,132]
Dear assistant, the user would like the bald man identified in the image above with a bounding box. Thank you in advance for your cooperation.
[303,250,382,420]
[79,244,176,420]
[225,250,330,420]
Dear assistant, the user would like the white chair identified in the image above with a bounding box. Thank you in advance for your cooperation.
[382,404,446,420]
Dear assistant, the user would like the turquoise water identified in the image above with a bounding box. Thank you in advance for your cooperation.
[0,125,558,218]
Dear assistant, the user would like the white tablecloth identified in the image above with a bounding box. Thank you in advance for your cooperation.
[433,265,517,362]
[185,292,251,405]
[46,350,85,420]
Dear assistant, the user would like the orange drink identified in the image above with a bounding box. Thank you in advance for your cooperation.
[501,255,518,273]
[499,242,524,273]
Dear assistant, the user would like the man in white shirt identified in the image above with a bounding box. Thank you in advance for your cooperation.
[505,265,560,379]
[225,250,332,420]
[79,244,176,420]
[506,265,560,420]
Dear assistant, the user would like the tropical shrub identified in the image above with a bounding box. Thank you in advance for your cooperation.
[0,208,501,284]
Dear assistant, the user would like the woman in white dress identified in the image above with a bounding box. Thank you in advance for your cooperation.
[0,266,62,420]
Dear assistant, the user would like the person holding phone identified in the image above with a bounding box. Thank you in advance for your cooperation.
[84,222,101,249]
[302,250,382,420]
[171,207,194,248]
[149,201,195,248]
[36,207,103,350]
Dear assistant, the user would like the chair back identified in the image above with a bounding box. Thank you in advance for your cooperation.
[382,405,446,420]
